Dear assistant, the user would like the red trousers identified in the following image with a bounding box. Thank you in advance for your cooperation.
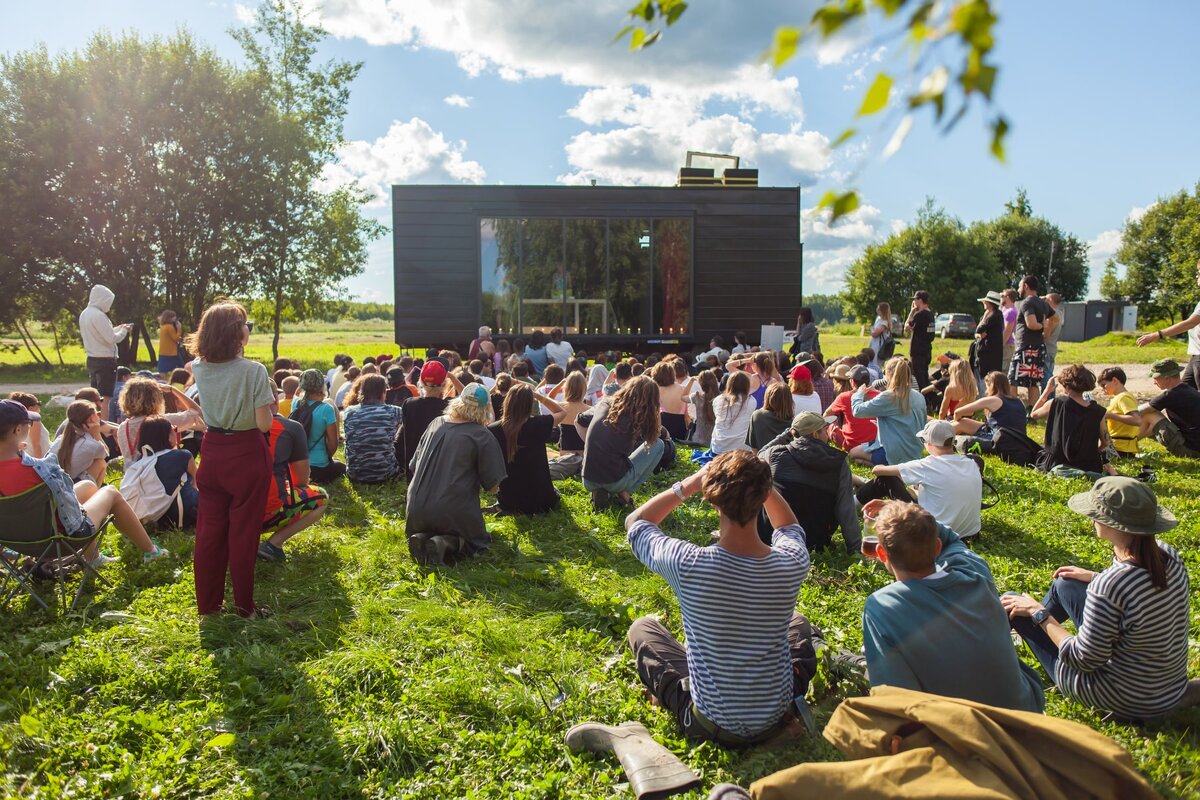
[195,430,271,616]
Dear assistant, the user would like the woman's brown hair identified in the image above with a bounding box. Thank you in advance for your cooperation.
[563,371,587,404]
[494,372,513,395]
[696,370,720,426]
[650,361,675,388]
[58,400,98,477]
[885,357,914,416]
[722,370,752,421]
[763,382,794,422]
[185,301,247,363]
[753,351,777,379]
[789,376,814,396]
[984,370,1015,398]
[136,415,175,454]
[500,384,536,462]
[608,375,661,447]
[1058,364,1096,394]
[1130,535,1168,591]
[119,377,165,419]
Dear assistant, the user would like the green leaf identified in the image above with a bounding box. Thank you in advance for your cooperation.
[817,190,861,222]
[19,714,41,737]
[664,1,688,26]
[990,116,1009,162]
[831,127,857,147]
[856,73,892,117]
[629,28,646,50]
[206,732,236,749]
[611,25,634,45]
[770,27,802,69]
[642,30,661,47]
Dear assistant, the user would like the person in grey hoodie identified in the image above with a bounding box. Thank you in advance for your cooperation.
[78,285,131,420]
[758,410,862,554]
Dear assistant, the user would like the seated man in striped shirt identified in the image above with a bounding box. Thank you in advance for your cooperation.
[625,449,817,747]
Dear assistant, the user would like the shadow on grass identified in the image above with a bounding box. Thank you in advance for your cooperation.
[198,540,362,798]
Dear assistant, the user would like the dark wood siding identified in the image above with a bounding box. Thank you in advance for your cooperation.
[393,185,801,347]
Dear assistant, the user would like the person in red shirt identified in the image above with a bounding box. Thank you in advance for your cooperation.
[823,366,880,450]
[0,399,165,566]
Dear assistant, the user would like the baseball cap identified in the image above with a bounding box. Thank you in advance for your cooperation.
[912,290,930,302]
[788,364,812,382]
[267,379,283,397]
[420,361,448,385]
[0,398,40,426]
[790,411,837,437]
[459,382,490,408]
[916,419,956,447]
[1149,358,1182,378]
[936,351,961,365]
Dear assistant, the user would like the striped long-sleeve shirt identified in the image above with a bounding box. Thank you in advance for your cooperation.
[1057,542,1190,718]
[629,521,811,737]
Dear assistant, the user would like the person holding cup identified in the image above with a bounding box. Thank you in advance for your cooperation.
[859,500,1045,712]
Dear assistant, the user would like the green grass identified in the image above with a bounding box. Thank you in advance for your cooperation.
[1,410,1199,798]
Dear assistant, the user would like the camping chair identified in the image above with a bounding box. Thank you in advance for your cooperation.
[0,483,113,613]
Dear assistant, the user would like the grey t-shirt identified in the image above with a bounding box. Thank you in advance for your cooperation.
[50,434,109,481]
[192,358,273,431]
[405,417,506,553]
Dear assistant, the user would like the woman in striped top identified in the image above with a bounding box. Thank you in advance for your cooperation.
[1002,477,1196,720]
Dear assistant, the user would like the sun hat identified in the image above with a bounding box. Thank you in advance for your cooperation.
[788,364,812,382]
[420,361,448,385]
[829,363,854,381]
[298,369,325,394]
[1067,476,1177,536]
[916,419,956,447]
[1149,358,1182,379]
[977,290,1004,305]
[790,411,837,437]
[267,379,283,397]
[0,398,40,426]
[459,382,490,408]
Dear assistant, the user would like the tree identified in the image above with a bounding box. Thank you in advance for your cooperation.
[843,200,997,322]
[802,293,851,325]
[233,1,382,361]
[1114,183,1200,322]
[966,192,1088,300]
[1098,259,1123,302]
[619,0,1007,221]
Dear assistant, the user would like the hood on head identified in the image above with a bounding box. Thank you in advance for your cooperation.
[88,285,115,312]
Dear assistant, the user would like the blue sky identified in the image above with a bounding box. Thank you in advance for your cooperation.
[5,0,1198,303]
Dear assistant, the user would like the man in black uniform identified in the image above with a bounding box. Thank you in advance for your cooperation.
[906,290,936,389]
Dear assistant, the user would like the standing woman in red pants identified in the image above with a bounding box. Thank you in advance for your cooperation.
[186,302,275,618]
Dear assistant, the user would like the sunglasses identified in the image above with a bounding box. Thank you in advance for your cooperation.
[244,320,255,333]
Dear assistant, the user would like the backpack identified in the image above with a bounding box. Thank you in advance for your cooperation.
[119,447,186,527]
[289,399,319,438]
[876,330,896,362]
[988,425,1043,468]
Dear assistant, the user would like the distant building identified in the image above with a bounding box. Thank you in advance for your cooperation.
[1059,301,1137,342]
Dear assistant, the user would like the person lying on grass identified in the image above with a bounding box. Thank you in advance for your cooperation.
[1002,477,1198,721]
[1102,359,1200,460]
[624,449,819,747]
[860,498,1044,713]
[0,399,167,567]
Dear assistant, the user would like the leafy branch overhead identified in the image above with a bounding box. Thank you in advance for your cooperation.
[617,0,1008,222]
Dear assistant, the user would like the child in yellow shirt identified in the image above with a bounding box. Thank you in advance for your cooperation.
[1099,367,1139,457]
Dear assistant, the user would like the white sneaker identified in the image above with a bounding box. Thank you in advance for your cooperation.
[143,545,169,563]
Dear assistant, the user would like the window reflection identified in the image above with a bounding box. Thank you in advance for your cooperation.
[608,219,651,334]
[565,219,607,334]
[654,219,691,334]
[480,218,517,334]
[520,218,563,333]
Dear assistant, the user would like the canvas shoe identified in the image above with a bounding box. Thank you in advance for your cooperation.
[143,545,169,563]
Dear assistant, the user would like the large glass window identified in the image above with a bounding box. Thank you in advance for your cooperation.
[654,219,691,334]
[479,215,690,337]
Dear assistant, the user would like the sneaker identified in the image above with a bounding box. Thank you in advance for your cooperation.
[89,553,119,569]
[590,488,611,512]
[257,542,287,563]
[143,545,169,563]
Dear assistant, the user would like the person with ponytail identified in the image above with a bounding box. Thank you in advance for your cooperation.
[1003,478,1198,720]
[688,370,721,447]
[488,383,566,514]
[187,301,275,618]
[50,400,110,485]
[849,357,926,466]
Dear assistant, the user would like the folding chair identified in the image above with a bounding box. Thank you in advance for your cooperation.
[0,483,113,613]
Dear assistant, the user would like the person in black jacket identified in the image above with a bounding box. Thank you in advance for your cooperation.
[758,411,861,553]
[974,291,1005,381]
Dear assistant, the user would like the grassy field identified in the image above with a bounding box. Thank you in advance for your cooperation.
[2,399,1199,798]
[0,323,1185,387]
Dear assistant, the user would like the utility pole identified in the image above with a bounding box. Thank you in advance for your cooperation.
[1046,240,1056,290]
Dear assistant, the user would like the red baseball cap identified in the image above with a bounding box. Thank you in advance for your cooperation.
[788,364,812,382]
[420,361,447,385]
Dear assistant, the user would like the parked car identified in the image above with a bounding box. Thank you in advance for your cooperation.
[934,313,976,338]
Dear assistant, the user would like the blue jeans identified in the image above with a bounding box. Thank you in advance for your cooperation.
[583,438,665,496]
[1041,350,1058,391]
[1008,577,1090,681]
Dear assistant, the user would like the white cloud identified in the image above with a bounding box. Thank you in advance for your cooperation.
[443,93,472,108]
[319,117,485,206]
[801,203,902,294]
[1083,202,1158,297]
[233,2,256,24]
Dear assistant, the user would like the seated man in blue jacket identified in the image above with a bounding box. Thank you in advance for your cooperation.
[861,499,1045,713]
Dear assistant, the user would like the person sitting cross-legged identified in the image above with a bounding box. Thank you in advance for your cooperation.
[866,419,982,539]
[624,450,819,747]
[861,499,1045,712]
[1002,477,1198,720]
[1106,359,1200,459]
[758,411,861,554]
[342,374,403,484]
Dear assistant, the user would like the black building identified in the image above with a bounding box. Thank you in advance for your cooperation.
[392,184,802,350]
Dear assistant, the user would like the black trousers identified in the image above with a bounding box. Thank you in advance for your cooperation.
[1184,355,1200,392]
[309,460,347,483]
[911,349,931,390]
[855,475,917,506]
[627,613,817,745]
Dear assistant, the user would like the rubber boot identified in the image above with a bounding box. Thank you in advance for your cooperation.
[566,721,701,800]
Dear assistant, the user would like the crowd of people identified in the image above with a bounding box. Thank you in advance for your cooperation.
[2,278,1198,760]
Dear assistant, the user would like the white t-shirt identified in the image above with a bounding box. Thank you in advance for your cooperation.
[792,393,823,416]
[545,341,574,368]
[710,394,758,454]
[1189,301,1200,356]
[897,454,982,538]
[19,423,51,459]
[869,316,890,363]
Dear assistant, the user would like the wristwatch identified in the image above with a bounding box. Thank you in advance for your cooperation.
[672,481,686,501]
[1031,608,1051,626]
